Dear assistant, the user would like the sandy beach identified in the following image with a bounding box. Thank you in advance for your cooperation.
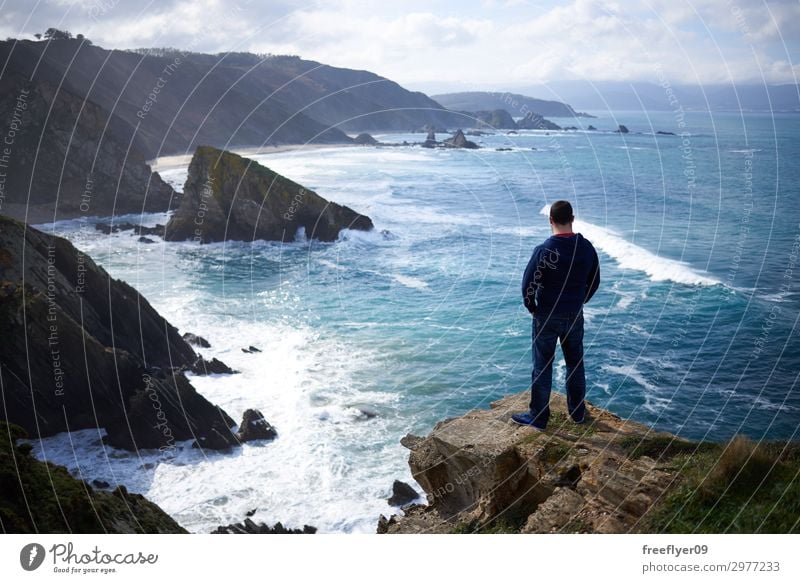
[148,143,355,173]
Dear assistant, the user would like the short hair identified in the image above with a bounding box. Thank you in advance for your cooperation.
[549,200,574,225]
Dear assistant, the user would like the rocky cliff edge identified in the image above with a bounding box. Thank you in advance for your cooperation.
[379,391,800,534]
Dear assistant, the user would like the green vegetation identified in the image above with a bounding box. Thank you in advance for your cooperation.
[618,433,716,460]
[643,436,800,533]
[0,422,186,533]
[549,411,598,437]
[541,441,572,464]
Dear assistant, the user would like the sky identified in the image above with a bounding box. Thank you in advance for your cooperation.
[0,0,798,92]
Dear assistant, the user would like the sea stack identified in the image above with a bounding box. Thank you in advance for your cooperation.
[165,146,374,243]
[443,129,480,149]
[515,112,561,130]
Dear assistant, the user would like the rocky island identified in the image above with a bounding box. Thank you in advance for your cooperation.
[165,146,374,243]
[379,391,800,534]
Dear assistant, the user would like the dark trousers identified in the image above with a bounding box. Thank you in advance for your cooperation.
[529,310,586,428]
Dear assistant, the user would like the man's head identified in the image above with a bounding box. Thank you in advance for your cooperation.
[549,200,574,232]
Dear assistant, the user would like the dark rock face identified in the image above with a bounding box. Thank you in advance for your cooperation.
[0,215,238,451]
[422,128,438,148]
[211,518,316,534]
[443,130,479,149]
[470,109,517,129]
[165,146,374,243]
[105,372,238,451]
[236,409,278,443]
[96,223,167,237]
[1,422,187,533]
[656,130,676,135]
[388,480,419,506]
[190,356,237,375]
[0,72,175,221]
[587,125,597,130]
[516,112,561,130]
[353,133,379,145]
[183,332,211,348]
[616,124,630,133]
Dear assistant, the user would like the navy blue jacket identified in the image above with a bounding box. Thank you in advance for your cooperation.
[521,233,600,317]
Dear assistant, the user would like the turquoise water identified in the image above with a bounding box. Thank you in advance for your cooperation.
[33,110,800,532]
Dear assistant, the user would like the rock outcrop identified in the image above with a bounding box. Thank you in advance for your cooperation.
[0,215,239,451]
[183,332,211,348]
[165,146,374,243]
[616,124,630,133]
[353,133,379,145]
[1,422,187,533]
[443,130,480,149]
[515,112,562,130]
[387,480,419,506]
[469,109,517,130]
[378,391,685,534]
[421,128,438,148]
[211,519,316,534]
[235,409,278,443]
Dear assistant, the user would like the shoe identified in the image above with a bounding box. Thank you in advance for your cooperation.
[572,416,587,425]
[511,412,546,431]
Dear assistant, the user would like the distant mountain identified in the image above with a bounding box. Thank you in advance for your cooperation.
[0,39,351,161]
[433,91,593,118]
[0,38,465,219]
[193,53,463,133]
[0,40,463,161]
[515,81,800,112]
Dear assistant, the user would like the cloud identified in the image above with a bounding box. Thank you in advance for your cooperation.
[0,0,796,88]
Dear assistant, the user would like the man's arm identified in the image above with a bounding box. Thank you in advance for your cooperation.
[585,246,600,304]
[521,247,541,314]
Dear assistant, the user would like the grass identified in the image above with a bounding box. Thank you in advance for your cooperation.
[618,433,716,460]
[642,436,800,533]
[549,411,598,437]
[541,441,572,464]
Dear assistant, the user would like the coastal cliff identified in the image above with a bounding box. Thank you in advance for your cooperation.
[0,214,239,451]
[379,391,800,534]
[0,71,175,222]
[165,146,374,243]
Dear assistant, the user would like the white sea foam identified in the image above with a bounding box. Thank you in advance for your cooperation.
[24,288,414,533]
[602,363,671,413]
[391,274,430,290]
[751,395,793,412]
[616,294,635,310]
[539,206,720,286]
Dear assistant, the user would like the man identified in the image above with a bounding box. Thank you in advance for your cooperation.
[512,200,600,430]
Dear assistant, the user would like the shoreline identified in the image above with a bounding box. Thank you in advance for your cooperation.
[149,143,356,173]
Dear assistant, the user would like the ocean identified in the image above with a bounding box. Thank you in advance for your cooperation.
[28,110,800,533]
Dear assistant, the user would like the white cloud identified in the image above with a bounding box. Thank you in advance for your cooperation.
[0,0,796,87]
